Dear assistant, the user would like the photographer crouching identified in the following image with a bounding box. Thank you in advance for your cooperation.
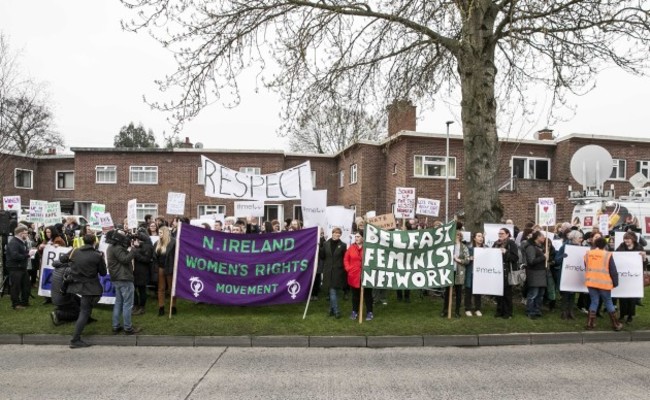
[66,233,107,349]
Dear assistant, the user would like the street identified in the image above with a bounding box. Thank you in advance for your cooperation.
[1,342,649,399]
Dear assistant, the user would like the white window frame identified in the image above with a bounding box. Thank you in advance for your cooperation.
[239,167,261,175]
[339,170,345,188]
[14,168,33,189]
[56,170,75,190]
[393,163,397,175]
[136,203,158,222]
[95,165,117,184]
[197,167,205,185]
[511,157,550,180]
[413,155,456,179]
[129,166,158,184]
[311,170,316,189]
[610,159,626,180]
[350,164,358,184]
[197,204,226,217]
[636,160,650,178]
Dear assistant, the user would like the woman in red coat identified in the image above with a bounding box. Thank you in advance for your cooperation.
[344,231,374,321]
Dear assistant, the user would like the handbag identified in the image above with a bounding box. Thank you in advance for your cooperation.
[508,264,526,286]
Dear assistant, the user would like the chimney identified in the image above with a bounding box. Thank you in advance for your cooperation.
[387,99,416,137]
[181,136,194,148]
[47,148,57,155]
[534,128,554,141]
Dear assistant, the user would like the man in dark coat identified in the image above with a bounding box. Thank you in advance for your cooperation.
[132,229,153,315]
[6,225,32,310]
[319,227,347,318]
[66,233,107,349]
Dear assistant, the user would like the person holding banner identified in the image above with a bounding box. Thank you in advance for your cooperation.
[344,231,374,321]
[556,229,583,320]
[155,226,177,316]
[584,237,622,331]
[464,232,485,317]
[493,228,519,319]
[615,232,646,324]
[442,231,469,318]
[320,227,347,319]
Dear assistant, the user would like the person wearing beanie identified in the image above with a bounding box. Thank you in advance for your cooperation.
[6,225,32,310]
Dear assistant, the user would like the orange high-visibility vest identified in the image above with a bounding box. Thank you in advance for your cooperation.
[584,249,613,290]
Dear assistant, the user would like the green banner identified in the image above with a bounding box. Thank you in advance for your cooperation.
[362,222,456,289]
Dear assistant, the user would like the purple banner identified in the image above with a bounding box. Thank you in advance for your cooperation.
[174,224,319,306]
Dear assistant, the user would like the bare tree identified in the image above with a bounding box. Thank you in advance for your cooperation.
[288,103,382,154]
[120,0,650,231]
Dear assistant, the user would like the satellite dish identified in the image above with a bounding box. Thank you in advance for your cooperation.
[569,145,613,190]
[194,142,204,149]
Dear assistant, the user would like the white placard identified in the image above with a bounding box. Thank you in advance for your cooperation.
[559,245,590,293]
[89,203,106,230]
[598,214,609,234]
[471,248,504,296]
[97,212,115,231]
[537,198,556,227]
[166,192,186,215]
[395,187,416,219]
[613,231,641,250]
[29,200,47,223]
[325,206,355,245]
[201,156,312,200]
[611,252,645,298]
[199,213,225,224]
[416,198,440,217]
[3,195,20,212]
[44,202,61,226]
[483,223,514,248]
[234,200,265,217]
[127,199,137,230]
[301,189,327,229]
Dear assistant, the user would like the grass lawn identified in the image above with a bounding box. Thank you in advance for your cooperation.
[2,286,650,336]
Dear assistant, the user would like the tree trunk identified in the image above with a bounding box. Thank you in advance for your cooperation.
[457,3,503,233]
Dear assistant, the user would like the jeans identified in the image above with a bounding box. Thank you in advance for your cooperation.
[526,286,546,316]
[112,281,135,330]
[329,288,339,314]
[588,287,615,313]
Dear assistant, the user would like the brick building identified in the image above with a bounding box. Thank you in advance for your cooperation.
[2,101,649,227]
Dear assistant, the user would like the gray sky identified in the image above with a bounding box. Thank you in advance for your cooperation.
[1,0,649,152]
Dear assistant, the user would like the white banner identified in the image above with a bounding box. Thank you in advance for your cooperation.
[611,252,645,298]
[3,195,20,211]
[301,190,327,230]
[325,206,355,244]
[483,223,514,248]
[166,192,186,215]
[44,202,61,226]
[201,156,312,200]
[416,198,440,217]
[559,245,590,293]
[395,187,416,219]
[471,248,504,296]
[97,212,115,232]
[29,200,47,223]
[234,200,265,217]
[127,199,137,230]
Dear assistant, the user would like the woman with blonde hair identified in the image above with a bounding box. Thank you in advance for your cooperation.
[155,226,176,316]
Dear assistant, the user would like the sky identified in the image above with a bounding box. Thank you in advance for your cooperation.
[1,1,649,153]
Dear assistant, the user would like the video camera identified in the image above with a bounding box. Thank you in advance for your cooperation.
[610,223,642,237]
[104,229,134,247]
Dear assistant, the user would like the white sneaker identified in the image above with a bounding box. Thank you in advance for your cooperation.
[465,311,473,317]
[475,310,482,317]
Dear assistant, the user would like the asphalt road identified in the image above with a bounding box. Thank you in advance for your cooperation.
[1,342,649,399]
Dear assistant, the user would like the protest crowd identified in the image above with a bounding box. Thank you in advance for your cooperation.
[2,212,648,349]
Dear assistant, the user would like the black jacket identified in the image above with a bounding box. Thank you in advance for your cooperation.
[320,239,347,291]
[51,259,76,307]
[133,238,154,286]
[5,236,29,270]
[107,244,135,281]
[67,245,107,296]
[155,240,176,276]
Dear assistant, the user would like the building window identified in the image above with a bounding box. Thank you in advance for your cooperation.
[350,164,358,184]
[130,166,158,184]
[636,160,650,178]
[339,170,345,188]
[393,163,397,175]
[15,169,33,189]
[512,157,550,180]
[136,203,158,222]
[311,170,317,189]
[56,171,74,190]
[96,166,117,184]
[610,159,626,180]
[414,155,456,178]
[239,167,261,175]
[197,167,204,185]
[197,204,226,217]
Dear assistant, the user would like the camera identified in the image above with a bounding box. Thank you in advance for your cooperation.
[105,229,134,247]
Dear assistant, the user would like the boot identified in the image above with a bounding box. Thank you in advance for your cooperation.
[586,311,596,330]
[567,310,576,320]
[609,312,623,331]
[158,307,164,316]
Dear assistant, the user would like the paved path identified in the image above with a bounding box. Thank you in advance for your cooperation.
[2,342,650,399]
